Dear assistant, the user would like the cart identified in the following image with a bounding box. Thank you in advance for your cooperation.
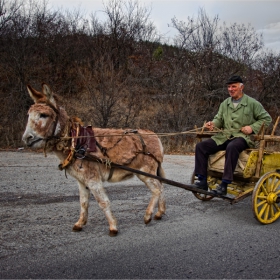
[191,117,280,225]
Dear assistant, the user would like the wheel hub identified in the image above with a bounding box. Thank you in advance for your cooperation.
[267,192,278,204]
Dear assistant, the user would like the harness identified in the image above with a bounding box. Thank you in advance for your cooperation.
[57,121,97,170]
[58,125,157,171]
[43,115,159,180]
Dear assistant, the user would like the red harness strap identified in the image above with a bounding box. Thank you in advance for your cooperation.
[71,125,97,153]
[59,124,97,170]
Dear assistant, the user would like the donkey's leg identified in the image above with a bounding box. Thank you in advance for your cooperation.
[73,181,90,231]
[137,175,164,224]
[88,181,118,236]
[155,165,166,220]
[154,183,166,220]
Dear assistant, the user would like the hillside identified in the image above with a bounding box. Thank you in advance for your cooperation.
[0,0,279,152]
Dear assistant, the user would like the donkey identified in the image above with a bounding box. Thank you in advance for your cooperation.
[22,84,166,236]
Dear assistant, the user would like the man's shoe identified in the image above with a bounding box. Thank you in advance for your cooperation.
[211,184,227,195]
[194,180,208,191]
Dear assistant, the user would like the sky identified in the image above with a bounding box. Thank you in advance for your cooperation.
[47,0,280,53]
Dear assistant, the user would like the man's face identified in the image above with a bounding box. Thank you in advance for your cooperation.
[227,83,244,100]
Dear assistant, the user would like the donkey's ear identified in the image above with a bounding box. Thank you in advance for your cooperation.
[42,83,57,106]
[27,85,44,103]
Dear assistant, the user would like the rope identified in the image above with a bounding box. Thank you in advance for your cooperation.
[57,126,240,140]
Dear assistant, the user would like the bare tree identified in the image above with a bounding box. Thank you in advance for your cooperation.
[97,0,159,69]
[0,0,278,150]
[220,22,263,67]
[170,9,227,115]
[170,8,264,105]
[79,57,141,128]
[251,51,280,110]
[0,0,23,35]
[171,8,219,52]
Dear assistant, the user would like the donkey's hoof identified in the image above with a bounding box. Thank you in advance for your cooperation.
[144,217,152,224]
[154,211,164,220]
[154,215,162,220]
[72,225,83,231]
[109,229,118,237]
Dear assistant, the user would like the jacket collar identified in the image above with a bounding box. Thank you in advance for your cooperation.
[227,93,248,107]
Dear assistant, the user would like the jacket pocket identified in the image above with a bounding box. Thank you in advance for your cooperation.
[242,106,253,124]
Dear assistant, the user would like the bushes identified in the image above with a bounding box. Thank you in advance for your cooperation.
[0,0,279,151]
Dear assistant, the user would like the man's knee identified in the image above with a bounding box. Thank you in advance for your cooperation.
[195,141,204,152]
[226,138,248,153]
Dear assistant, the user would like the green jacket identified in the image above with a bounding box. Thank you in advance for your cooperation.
[212,94,272,148]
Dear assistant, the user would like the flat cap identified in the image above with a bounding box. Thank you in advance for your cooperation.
[226,75,243,84]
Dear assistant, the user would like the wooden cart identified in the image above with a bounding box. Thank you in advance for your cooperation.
[192,117,280,224]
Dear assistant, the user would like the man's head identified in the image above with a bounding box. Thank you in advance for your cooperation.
[226,75,244,100]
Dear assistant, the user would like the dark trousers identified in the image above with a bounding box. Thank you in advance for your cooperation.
[195,137,249,181]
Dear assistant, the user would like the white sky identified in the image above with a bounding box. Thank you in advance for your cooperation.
[47,0,280,53]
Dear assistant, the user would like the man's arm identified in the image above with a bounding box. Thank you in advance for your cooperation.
[250,102,272,134]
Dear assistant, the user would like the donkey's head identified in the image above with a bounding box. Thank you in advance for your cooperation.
[22,84,63,149]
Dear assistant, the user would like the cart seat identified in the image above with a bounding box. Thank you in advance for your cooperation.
[208,149,259,178]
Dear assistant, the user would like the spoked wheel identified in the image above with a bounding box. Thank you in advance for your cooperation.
[191,171,214,201]
[252,171,280,224]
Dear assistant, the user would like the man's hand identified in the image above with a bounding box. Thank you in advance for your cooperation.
[204,121,214,131]
[241,126,253,135]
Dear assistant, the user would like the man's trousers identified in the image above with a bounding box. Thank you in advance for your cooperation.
[194,137,249,181]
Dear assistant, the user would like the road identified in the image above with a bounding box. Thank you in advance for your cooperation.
[1,151,280,279]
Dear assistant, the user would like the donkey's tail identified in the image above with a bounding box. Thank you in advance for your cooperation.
[157,163,166,179]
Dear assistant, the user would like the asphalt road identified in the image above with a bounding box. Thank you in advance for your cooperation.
[1,151,280,279]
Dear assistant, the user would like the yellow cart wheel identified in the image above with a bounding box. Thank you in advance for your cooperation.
[191,171,214,201]
[252,171,280,224]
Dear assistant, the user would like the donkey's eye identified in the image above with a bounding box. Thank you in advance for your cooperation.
[40,113,48,118]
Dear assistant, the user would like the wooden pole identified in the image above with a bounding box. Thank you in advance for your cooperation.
[252,135,280,142]
[254,125,265,178]
[271,116,280,136]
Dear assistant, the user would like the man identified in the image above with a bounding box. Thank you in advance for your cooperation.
[194,75,272,195]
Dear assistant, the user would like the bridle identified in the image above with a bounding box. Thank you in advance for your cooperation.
[44,101,60,137]
[36,101,80,168]
[36,101,66,153]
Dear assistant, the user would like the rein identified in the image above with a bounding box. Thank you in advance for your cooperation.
[40,103,240,144]
[57,127,223,139]
[40,101,244,171]
[56,125,245,141]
